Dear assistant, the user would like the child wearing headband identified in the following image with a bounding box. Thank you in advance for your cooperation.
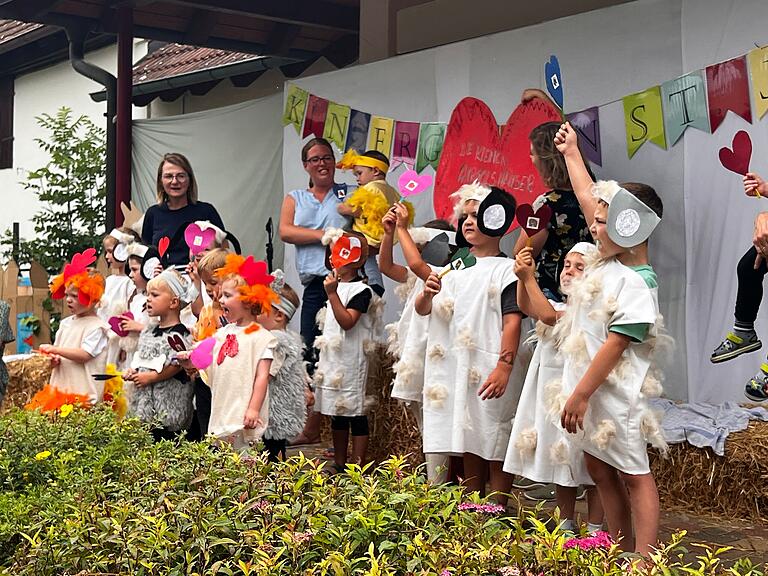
[557,148,669,556]
[256,271,310,461]
[336,149,402,296]
[504,241,603,534]
[99,228,141,322]
[31,249,109,407]
[125,269,194,441]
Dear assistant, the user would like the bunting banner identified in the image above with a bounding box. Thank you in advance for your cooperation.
[415,123,446,173]
[345,109,371,153]
[282,85,308,135]
[660,71,710,146]
[706,56,752,132]
[391,121,420,169]
[623,86,666,158]
[748,46,768,120]
[566,107,601,166]
[368,116,395,156]
[302,95,329,139]
[323,102,350,150]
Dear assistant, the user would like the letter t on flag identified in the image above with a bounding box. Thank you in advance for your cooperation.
[661,71,710,146]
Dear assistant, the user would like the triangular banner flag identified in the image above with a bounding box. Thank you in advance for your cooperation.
[302,94,329,139]
[748,47,768,120]
[282,85,308,135]
[344,109,370,153]
[368,116,395,156]
[391,121,420,169]
[660,71,710,146]
[706,56,752,132]
[323,102,350,150]
[623,86,666,158]
[415,122,446,173]
[566,107,601,166]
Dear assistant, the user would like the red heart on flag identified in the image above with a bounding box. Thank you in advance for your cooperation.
[158,236,171,258]
[434,97,562,223]
[719,130,752,176]
[515,203,552,237]
[330,235,362,269]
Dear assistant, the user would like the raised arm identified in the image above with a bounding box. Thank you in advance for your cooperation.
[394,202,431,281]
[379,209,408,283]
[514,247,558,325]
[278,195,324,245]
[555,122,597,226]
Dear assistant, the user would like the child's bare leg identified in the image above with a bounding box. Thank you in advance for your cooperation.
[584,453,633,550]
[463,453,488,497]
[586,486,605,528]
[332,429,349,468]
[488,461,512,506]
[555,485,577,524]
[620,471,659,556]
[351,434,369,465]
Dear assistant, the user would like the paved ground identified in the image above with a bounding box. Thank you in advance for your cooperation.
[288,442,768,564]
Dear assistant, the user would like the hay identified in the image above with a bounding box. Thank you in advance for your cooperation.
[650,420,768,523]
[3,354,51,412]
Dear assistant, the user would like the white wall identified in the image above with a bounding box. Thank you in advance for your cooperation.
[1,39,148,249]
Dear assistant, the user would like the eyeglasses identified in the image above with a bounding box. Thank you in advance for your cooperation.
[162,172,188,182]
[305,155,334,166]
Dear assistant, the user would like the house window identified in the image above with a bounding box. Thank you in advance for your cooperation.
[0,77,13,169]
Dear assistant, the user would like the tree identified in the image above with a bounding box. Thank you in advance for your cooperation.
[2,107,106,273]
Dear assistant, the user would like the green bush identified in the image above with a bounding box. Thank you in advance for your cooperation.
[0,406,763,575]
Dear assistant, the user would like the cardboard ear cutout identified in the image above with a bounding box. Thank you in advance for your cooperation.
[606,188,661,248]
[477,187,516,237]
[421,232,453,267]
[141,247,161,281]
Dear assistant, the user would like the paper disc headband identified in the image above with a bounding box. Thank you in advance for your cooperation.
[109,229,138,263]
[455,186,516,247]
[336,148,389,174]
[605,187,661,248]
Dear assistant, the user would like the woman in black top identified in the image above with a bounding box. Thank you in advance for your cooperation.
[141,152,225,267]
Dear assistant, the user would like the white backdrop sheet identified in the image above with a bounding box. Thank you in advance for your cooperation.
[132,94,285,268]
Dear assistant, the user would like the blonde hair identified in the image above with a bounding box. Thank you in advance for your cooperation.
[197,248,228,276]
[156,152,198,204]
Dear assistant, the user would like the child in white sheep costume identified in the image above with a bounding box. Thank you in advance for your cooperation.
[415,183,531,503]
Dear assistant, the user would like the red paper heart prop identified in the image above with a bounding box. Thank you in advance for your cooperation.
[217,333,239,365]
[184,223,216,255]
[398,169,433,197]
[190,336,216,370]
[167,334,186,352]
[157,236,171,258]
[516,204,552,237]
[434,97,562,223]
[23,335,34,347]
[719,130,752,176]
[330,235,362,269]
[108,311,134,337]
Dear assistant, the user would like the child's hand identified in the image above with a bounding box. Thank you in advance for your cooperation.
[554,122,578,157]
[423,272,441,297]
[393,202,410,229]
[304,387,315,407]
[323,270,339,294]
[744,172,768,197]
[382,208,396,235]
[187,260,201,288]
[174,350,193,369]
[125,370,155,388]
[478,365,511,400]
[38,344,56,355]
[561,391,588,433]
[243,408,263,429]
[120,315,144,333]
[152,263,164,278]
[49,354,61,367]
[514,247,535,280]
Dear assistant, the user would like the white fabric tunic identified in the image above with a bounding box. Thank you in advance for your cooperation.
[49,314,109,403]
[421,256,531,461]
[314,281,374,417]
[391,271,430,404]
[503,305,592,486]
[559,258,663,475]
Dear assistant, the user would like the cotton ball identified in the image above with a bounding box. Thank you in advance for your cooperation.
[330,372,343,390]
[455,327,476,351]
[640,371,663,398]
[328,335,342,352]
[428,344,446,361]
[590,419,616,451]
[562,331,589,366]
[385,323,401,358]
[315,307,327,330]
[435,297,455,322]
[425,384,448,409]
[514,428,538,457]
[468,367,482,386]
[321,227,344,246]
[641,410,668,453]
[363,339,377,355]
[334,398,350,414]
[549,439,570,465]
[312,371,325,386]
[544,378,567,419]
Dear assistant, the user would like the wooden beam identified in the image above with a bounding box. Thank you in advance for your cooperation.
[183,9,218,45]
[263,23,301,56]
[0,0,61,19]
[164,0,359,33]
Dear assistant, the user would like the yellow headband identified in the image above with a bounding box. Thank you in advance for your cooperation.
[336,148,389,174]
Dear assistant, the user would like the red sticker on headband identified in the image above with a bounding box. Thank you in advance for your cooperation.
[515,204,552,237]
[330,235,362,269]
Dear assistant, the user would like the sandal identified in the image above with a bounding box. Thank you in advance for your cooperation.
[745,363,768,402]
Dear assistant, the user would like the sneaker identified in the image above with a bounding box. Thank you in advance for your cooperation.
[711,332,761,363]
[745,364,768,402]
[522,483,556,502]
[513,476,547,490]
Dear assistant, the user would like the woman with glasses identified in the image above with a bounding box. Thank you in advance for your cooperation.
[279,137,348,445]
[141,152,225,267]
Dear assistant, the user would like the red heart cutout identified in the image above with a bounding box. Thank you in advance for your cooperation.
[719,130,752,176]
[330,236,362,269]
[434,97,562,223]
[108,311,134,337]
[515,204,553,237]
[158,236,171,258]
[217,333,239,365]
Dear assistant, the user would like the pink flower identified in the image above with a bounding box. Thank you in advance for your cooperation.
[440,571,452,576]
[458,502,506,514]
[498,567,521,576]
[563,530,613,550]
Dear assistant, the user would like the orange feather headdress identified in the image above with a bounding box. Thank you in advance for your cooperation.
[49,248,105,306]
[215,254,279,312]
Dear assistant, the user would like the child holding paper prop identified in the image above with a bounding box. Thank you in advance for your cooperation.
[710,173,768,399]
[29,249,109,408]
[504,242,604,533]
[380,202,455,482]
[336,149,413,295]
[100,228,141,322]
[257,271,310,462]
[555,167,669,555]
[125,270,194,441]
[314,230,376,472]
[415,183,531,503]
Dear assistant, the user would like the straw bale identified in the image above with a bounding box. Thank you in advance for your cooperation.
[3,354,51,412]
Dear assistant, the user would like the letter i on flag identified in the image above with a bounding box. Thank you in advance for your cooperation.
[623,86,666,158]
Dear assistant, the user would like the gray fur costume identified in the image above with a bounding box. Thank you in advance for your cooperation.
[264,329,307,441]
